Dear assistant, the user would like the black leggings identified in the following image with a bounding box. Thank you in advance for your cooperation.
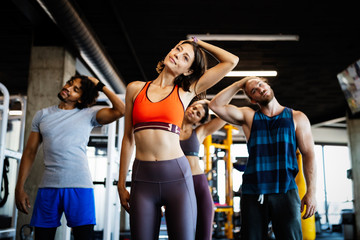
[129,156,197,240]
[193,174,214,240]
[35,224,94,240]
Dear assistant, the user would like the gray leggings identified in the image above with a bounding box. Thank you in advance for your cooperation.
[129,156,197,240]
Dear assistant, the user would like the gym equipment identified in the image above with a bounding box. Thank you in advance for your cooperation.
[203,124,235,239]
[0,84,26,240]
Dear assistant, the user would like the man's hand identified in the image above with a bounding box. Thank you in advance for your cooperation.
[87,76,100,86]
[15,188,31,214]
[301,192,316,219]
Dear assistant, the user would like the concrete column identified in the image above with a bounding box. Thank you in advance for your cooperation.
[16,46,75,239]
[347,115,360,239]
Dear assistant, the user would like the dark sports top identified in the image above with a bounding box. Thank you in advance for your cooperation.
[132,81,184,135]
[180,129,200,156]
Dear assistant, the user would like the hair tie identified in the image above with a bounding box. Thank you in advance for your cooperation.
[192,36,198,43]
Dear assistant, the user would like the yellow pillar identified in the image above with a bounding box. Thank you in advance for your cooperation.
[203,134,212,180]
[203,125,235,239]
[224,125,234,206]
[223,125,234,239]
[295,150,316,240]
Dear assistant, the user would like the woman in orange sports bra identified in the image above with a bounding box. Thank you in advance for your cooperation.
[117,37,238,240]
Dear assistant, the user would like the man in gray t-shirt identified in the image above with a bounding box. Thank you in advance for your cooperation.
[15,75,125,239]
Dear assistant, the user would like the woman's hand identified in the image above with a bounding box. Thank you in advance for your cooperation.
[118,186,131,213]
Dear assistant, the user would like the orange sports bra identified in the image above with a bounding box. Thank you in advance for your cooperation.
[132,81,184,135]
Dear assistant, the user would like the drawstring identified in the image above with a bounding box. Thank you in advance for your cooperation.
[258,194,264,204]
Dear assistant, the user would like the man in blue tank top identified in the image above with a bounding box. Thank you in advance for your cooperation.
[210,76,316,240]
[15,75,125,239]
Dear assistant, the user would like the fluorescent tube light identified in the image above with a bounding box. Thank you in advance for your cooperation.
[187,34,299,41]
[206,94,247,100]
[9,110,22,116]
[226,71,278,77]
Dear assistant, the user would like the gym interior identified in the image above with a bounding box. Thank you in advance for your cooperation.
[1,1,360,240]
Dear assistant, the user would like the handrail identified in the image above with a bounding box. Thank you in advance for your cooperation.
[0,83,10,183]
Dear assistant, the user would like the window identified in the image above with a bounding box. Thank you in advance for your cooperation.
[315,144,353,228]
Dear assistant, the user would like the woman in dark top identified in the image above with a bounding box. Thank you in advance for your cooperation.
[180,99,226,240]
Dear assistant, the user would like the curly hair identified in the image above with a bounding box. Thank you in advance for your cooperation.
[156,40,207,95]
[67,75,99,109]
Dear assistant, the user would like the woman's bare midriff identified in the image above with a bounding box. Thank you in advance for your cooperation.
[134,129,184,161]
[186,155,204,175]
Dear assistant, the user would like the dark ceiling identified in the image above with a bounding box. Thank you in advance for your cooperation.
[1,0,360,125]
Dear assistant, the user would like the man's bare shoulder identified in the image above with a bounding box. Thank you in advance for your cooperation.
[240,106,256,112]
[292,109,311,129]
[238,106,256,117]
[236,106,256,126]
[292,109,308,120]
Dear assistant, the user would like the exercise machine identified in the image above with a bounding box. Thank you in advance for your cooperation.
[203,124,235,239]
[0,83,27,239]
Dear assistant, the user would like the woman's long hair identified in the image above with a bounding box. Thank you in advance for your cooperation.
[156,40,207,96]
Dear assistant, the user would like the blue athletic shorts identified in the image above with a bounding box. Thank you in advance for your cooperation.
[30,188,96,228]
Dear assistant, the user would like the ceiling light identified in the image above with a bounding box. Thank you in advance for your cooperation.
[206,94,247,100]
[226,71,278,77]
[187,34,299,41]
[9,110,22,116]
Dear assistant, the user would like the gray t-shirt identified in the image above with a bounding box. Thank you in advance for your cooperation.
[31,105,101,188]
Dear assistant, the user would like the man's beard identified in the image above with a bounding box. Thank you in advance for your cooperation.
[57,92,65,102]
[258,90,274,106]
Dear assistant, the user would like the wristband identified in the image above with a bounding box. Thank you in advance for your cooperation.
[96,81,105,92]
[192,36,198,43]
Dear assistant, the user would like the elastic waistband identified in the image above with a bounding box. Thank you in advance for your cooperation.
[133,122,180,135]
[183,151,199,156]
[132,156,191,182]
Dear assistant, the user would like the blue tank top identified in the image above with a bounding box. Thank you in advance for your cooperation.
[180,130,200,156]
[242,107,298,194]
